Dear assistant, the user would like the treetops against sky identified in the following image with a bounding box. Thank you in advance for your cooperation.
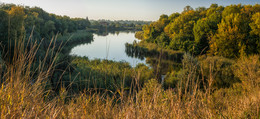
[0,0,259,21]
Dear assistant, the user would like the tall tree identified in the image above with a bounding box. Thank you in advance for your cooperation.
[193,10,222,55]
[250,12,260,37]
[0,9,8,44]
[209,13,248,58]
[249,12,260,53]
[8,6,26,40]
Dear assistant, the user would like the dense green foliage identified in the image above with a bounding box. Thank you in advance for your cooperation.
[0,4,91,41]
[137,4,260,58]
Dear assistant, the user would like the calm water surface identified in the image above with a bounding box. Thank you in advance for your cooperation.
[70,32,146,67]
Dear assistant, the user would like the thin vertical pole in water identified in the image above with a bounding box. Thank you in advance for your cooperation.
[105,23,107,89]
[105,23,111,60]
[104,23,110,89]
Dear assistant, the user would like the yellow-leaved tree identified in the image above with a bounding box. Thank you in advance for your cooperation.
[209,12,248,58]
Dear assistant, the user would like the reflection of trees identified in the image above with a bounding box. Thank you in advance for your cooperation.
[125,42,146,60]
[95,31,109,36]
[125,42,184,74]
[125,42,184,62]
[60,34,94,55]
[146,57,182,74]
[95,30,136,36]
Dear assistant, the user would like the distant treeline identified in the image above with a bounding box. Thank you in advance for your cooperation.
[90,19,151,32]
[136,4,260,58]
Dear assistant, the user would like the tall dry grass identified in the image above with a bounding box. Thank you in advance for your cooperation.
[0,36,259,118]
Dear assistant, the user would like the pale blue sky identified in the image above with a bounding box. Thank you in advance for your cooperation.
[0,0,259,21]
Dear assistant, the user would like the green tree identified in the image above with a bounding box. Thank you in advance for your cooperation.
[0,9,8,44]
[222,4,242,17]
[193,11,221,55]
[193,18,210,55]
[183,5,193,13]
[155,33,170,47]
[249,12,260,53]
[43,20,56,37]
[8,6,26,40]
[142,24,152,40]
[209,4,218,9]
[209,13,248,58]
[168,13,180,22]
[250,12,260,36]
[165,10,199,51]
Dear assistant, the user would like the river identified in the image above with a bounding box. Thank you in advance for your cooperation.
[70,31,146,67]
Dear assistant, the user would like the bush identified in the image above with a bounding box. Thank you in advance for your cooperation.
[135,31,144,40]
[233,55,260,91]
[200,56,239,89]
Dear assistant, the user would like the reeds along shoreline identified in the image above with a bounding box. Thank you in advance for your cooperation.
[0,36,259,118]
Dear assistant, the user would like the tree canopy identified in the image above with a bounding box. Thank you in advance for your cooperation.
[136,4,260,58]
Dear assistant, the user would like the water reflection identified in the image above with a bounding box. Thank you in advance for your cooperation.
[125,42,184,75]
[94,30,135,36]
[70,32,146,67]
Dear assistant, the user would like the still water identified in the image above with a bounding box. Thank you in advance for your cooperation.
[70,32,146,67]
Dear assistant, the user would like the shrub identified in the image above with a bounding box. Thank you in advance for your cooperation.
[233,55,260,91]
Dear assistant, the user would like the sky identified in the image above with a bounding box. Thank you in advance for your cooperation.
[0,0,259,21]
